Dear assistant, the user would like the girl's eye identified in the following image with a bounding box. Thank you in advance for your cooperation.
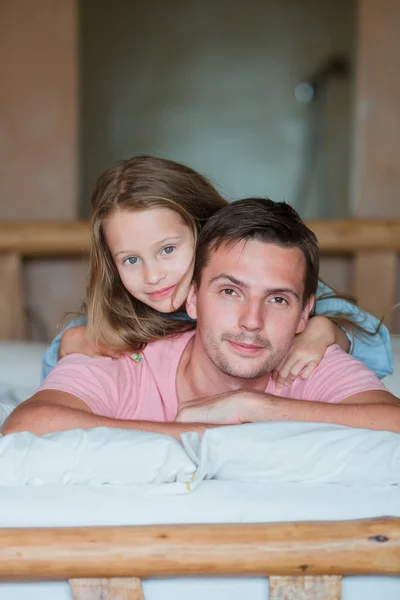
[221,288,238,297]
[161,246,175,255]
[123,256,140,265]
[270,296,288,305]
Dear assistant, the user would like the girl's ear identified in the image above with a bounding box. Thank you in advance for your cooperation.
[186,283,198,320]
[296,294,315,334]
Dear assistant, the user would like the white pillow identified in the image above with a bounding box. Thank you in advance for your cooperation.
[0,427,196,487]
[0,384,19,426]
[182,422,400,486]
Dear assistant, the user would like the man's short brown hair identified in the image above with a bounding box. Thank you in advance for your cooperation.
[193,197,319,305]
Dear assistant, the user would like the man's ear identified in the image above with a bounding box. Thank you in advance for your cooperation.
[296,294,315,334]
[186,282,198,320]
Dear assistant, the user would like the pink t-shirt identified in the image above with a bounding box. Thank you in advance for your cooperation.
[38,330,386,422]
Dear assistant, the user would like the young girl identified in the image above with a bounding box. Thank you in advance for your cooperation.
[41,156,392,384]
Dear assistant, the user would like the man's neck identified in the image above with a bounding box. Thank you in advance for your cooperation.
[176,333,271,404]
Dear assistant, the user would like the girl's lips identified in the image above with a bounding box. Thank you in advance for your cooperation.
[147,284,176,300]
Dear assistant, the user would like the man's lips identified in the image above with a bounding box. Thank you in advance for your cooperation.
[227,340,265,354]
[147,284,176,300]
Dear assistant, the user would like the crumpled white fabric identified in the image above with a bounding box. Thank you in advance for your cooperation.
[0,384,19,427]
[0,427,196,487]
[1,421,399,489]
[181,422,400,487]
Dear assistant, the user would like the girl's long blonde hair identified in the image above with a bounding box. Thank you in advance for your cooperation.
[87,155,227,353]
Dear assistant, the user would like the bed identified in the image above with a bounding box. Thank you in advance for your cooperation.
[0,220,399,600]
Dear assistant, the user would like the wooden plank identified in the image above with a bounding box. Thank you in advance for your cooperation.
[69,577,144,600]
[0,220,400,256]
[0,518,399,581]
[353,0,400,219]
[0,252,25,339]
[353,251,398,328]
[0,221,90,256]
[269,576,341,600]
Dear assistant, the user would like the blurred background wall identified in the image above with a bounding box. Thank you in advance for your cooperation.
[0,0,399,339]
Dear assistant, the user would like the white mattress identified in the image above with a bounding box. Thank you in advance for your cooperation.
[0,338,399,599]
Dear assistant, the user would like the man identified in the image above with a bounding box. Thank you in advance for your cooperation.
[3,198,399,437]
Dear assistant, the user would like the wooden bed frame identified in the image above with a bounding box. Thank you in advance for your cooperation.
[0,518,399,599]
[0,219,399,340]
[0,219,399,598]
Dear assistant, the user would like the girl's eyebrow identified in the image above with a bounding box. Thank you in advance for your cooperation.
[114,236,182,258]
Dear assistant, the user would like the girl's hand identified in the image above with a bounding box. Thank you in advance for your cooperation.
[58,325,97,359]
[272,316,336,390]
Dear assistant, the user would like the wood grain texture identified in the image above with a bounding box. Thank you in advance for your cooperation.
[70,577,144,600]
[269,575,341,600]
[353,251,398,327]
[0,252,25,339]
[0,518,398,581]
[1,220,400,255]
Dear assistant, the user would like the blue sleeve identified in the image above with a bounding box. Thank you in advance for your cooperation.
[41,316,88,381]
[314,281,393,379]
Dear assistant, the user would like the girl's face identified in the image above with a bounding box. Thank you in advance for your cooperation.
[104,207,195,313]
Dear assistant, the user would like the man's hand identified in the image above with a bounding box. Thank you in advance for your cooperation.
[175,390,276,425]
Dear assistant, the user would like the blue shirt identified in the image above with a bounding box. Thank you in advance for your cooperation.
[41,280,393,381]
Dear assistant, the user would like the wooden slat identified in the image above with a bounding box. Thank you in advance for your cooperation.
[69,577,144,600]
[353,251,398,327]
[0,252,25,339]
[1,220,400,256]
[269,575,341,600]
[0,221,90,256]
[0,518,399,581]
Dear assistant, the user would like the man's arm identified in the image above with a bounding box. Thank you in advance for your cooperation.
[255,389,400,433]
[1,390,212,439]
[176,389,400,434]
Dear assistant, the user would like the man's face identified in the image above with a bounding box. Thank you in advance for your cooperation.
[187,239,315,380]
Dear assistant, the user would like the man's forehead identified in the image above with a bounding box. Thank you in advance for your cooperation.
[204,239,306,292]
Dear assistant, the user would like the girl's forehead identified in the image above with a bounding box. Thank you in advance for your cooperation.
[103,207,194,249]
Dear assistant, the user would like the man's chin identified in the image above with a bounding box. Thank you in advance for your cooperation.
[219,361,273,380]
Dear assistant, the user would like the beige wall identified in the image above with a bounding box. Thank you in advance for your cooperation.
[1,0,398,339]
[352,0,400,330]
[0,0,86,339]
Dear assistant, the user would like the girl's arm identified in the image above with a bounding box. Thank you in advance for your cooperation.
[314,280,393,378]
[272,280,393,389]
[41,316,88,381]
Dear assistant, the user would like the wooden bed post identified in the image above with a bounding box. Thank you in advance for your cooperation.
[269,576,341,599]
[352,0,400,327]
[0,252,25,339]
[69,577,144,600]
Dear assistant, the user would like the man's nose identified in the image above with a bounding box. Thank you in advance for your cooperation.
[143,262,165,285]
[238,299,264,331]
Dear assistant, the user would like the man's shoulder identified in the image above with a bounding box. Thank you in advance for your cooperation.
[311,343,378,381]
[291,344,385,403]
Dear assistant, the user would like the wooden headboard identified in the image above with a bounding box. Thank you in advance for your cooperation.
[0,219,399,340]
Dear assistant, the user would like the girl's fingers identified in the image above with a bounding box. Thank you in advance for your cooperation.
[299,360,319,380]
[275,359,303,389]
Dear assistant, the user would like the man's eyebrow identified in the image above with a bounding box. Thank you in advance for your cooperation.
[209,274,249,288]
[114,236,182,258]
[209,274,300,300]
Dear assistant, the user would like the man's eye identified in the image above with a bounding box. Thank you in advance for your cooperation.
[221,288,237,296]
[123,256,140,265]
[271,296,288,304]
[161,246,175,255]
